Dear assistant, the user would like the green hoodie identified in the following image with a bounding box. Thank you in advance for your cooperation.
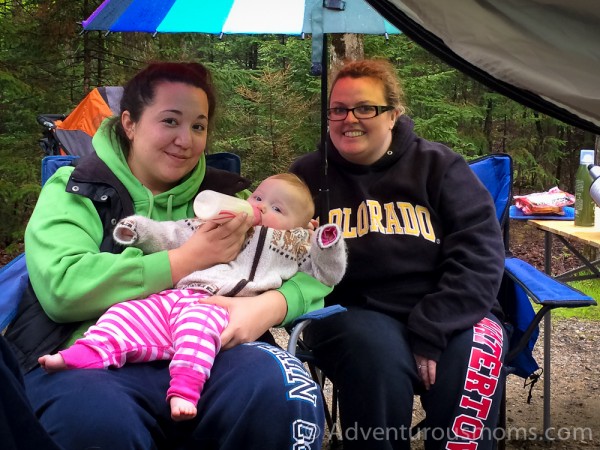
[25,120,330,344]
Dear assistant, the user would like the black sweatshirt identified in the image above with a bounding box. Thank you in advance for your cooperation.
[290,116,505,361]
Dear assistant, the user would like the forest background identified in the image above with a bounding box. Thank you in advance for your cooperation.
[1,1,598,256]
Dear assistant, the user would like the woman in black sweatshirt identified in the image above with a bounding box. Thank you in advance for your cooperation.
[291,58,507,450]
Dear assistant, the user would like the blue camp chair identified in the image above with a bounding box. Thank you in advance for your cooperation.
[287,152,597,449]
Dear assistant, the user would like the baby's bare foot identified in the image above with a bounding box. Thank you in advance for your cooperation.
[38,354,67,373]
[170,397,197,421]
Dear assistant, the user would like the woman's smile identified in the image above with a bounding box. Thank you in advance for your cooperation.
[343,130,366,138]
[165,151,189,161]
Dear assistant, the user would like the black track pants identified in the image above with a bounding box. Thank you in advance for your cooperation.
[0,334,63,450]
[23,341,324,450]
[304,307,507,450]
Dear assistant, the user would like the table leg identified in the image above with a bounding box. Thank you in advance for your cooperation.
[543,231,552,437]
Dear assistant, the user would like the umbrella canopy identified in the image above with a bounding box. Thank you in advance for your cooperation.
[83,0,400,74]
[82,0,402,219]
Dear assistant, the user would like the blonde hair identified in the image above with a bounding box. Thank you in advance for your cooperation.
[330,58,406,115]
[266,173,315,222]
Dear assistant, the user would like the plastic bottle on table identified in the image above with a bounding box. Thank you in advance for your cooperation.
[574,149,595,227]
[193,190,261,225]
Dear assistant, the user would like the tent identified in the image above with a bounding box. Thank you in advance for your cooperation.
[365,0,600,135]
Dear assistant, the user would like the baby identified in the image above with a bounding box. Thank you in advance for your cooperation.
[39,173,346,421]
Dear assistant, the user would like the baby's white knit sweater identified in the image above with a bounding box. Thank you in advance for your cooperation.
[114,216,347,296]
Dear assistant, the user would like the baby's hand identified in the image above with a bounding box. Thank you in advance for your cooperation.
[307,219,319,231]
[113,219,138,245]
[315,224,341,248]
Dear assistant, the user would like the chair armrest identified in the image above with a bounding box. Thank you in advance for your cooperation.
[286,305,347,355]
[503,257,595,366]
[0,253,28,331]
[505,257,596,307]
[290,304,347,327]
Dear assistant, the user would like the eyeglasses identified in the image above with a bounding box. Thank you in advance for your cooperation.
[327,105,395,121]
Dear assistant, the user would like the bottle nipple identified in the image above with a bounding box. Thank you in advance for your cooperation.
[250,205,262,226]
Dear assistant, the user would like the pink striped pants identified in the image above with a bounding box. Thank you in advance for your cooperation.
[59,289,229,405]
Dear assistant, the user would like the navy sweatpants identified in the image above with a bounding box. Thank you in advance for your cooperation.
[24,341,324,450]
[0,334,63,450]
[304,307,507,450]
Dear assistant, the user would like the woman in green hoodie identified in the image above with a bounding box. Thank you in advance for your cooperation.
[11,62,329,450]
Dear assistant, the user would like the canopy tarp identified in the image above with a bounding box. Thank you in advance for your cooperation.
[366,0,600,134]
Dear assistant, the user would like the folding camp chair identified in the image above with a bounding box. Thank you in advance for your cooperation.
[37,86,124,157]
[287,152,597,449]
[470,153,596,448]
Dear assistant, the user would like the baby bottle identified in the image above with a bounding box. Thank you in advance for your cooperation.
[193,190,261,225]
[574,149,595,226]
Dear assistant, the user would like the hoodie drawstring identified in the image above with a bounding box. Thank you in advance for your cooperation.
[166,195,174,220]
[143,187,175,220]
[146,190,155,218]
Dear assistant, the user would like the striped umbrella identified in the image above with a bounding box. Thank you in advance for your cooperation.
[82,0,402,218]
[83,0,400,74]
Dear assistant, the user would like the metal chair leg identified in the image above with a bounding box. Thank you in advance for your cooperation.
[498,379,507,450]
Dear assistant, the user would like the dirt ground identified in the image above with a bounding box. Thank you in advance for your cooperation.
[500,318,600,449]
[498,220,600,449]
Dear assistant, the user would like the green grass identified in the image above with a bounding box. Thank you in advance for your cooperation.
[559,278,600,320]
[529,276,598,320]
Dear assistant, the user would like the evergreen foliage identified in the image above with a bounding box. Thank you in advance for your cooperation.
[0,2,596,250]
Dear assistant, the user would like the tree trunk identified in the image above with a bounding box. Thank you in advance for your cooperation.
[82,0,92,93]
[248,42,258,70]
[330,33,364,76]
[484,98,493,152]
